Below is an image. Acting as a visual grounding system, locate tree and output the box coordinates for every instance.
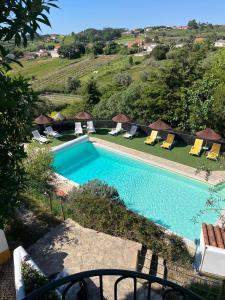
[187,76,219,132]
[128,56,134,65]
[0,0,57,227]
[58,42,85,59]
[187,19,199,30]
[66,77,81,93]
[104,42,120,55]
[151,45,170,60]
[114,72,132,87]
[82,79,101,109]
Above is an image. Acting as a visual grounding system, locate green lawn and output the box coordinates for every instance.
[93,129,225,171]
[35,129,224,171]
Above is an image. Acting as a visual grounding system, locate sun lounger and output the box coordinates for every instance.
[161,134,175,150]
[207,143,221,160]
[32,130,49,144]
[123,125,138,139]
[44,126,62,138]
[144,130,158,145]
[87,121,96,133]
[189,139,203,156]
[108,123,122,135]
[75,122,83,135]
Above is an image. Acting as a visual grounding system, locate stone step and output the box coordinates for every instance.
[141,249,152,274]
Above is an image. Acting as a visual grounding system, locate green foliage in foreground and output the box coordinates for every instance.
[66,180,192,265]
[22,262,56,299]
[23,144,55,194]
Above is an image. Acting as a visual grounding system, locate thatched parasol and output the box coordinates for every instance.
[74,112,93,120]
[149,119,172,131]
[34,114,53,125]
[112,114,130,123]
[196,128,221,141]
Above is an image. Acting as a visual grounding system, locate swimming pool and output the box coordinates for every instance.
[53,140,218,241]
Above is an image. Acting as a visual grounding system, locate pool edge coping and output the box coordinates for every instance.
[89,136,225,186]
[51,135,198,251]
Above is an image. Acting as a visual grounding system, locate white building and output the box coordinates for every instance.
[195,223,225,277]
[215,39,225,47]
[143,42,158,53]
[49,48,60,58]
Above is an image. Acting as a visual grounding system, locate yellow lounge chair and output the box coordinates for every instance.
[144,130,158,145]
[189,139,203,156]
[161,134,175,150]
[207,143,221,161]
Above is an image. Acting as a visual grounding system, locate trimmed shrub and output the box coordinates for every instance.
[67,180,192,265]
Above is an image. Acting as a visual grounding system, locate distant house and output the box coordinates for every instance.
[194,37,205,44]
[215,39,225,47]
[176,26,188,30]
[175,43,184,48]
[50,47,60,58]
[195,223,225,277]
[127,39,143,48]
[143,42,158,53]
[36,49,49,57]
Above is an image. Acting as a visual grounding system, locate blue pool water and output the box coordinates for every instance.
[53,141,219,241]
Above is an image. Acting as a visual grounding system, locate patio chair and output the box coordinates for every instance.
[75,122,83,135]
[144,130,158,145]
[108,123,122,135]
[44,126,62,138]
[32,130,49,144]
[123,125,138,139]
[207,143,221,161]
[161,134,175,150]
[189,139,203,156]
[87,121,96,133]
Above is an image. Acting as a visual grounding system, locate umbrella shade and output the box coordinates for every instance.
[75,112,93,120]
[112,114,130,123]
[149,119,172,131]
[53,113,65,121]
[196,128,221,141]
[34,114,53,125]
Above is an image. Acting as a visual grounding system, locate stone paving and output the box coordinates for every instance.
[28,219,162,299]
[89,137,225,185]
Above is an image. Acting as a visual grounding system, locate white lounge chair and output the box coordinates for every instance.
[32,130,49,144]
[75,122,83,135]
[44,126,62,138]
[87,121,96,133]
[123,125,138,139]
[108,123,122,135]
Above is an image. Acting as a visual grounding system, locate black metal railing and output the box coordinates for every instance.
[23,269,204,300]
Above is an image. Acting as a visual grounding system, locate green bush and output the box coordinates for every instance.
[23,144,55,194]
[22,262,56,299]
[67,180,192,265]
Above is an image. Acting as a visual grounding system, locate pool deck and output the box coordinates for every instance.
[89,137,225,185]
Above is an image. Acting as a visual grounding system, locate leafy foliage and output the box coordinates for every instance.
[23,144,55,194]
[114,72,132,87]
[0,72,37,227]
[67,180,192,264]
[82,79,101,109]
[66,77,81,93]
[0,0,56,227]
[22,262,57,298]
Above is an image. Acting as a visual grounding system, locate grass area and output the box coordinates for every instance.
[34,129,225,171]
[40,93,81,107]
[94,129,224,171]
[11,55,122,92]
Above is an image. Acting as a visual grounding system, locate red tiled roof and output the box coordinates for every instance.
[202,223,225,249]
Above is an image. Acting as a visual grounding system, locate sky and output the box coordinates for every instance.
[41,0,225,34]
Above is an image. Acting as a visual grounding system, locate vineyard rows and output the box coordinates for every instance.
[32,55,120,92]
